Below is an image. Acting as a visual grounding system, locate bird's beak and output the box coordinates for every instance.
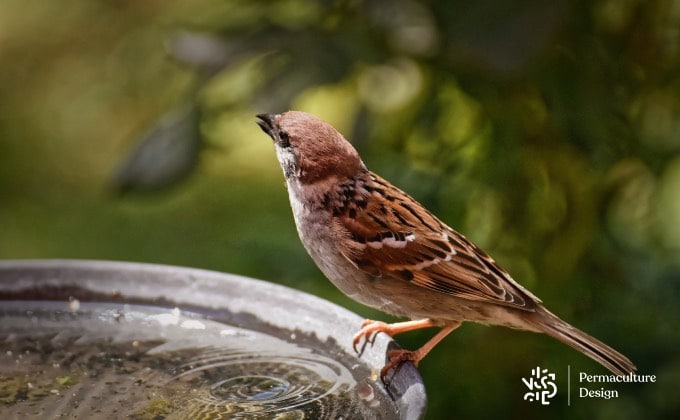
[256,114,277,138]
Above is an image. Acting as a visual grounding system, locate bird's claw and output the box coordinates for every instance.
[352,319,391,354]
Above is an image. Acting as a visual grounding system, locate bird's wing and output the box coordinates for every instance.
[335,172,540,311]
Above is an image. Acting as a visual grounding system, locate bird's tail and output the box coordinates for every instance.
[527,307,636,376]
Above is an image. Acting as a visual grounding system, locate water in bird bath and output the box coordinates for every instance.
[0,301,392,419]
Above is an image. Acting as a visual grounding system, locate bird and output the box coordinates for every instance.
[256,110,636,381]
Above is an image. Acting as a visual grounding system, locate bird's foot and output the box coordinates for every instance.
[380,349,421,383]
[352,320,392,354]
[352,318,436,354]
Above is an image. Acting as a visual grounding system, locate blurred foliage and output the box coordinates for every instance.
[1,0,679,418]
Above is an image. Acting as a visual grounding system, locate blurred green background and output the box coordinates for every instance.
[1,0,678,418]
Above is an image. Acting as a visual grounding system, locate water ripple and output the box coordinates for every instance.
[169,348,355,417]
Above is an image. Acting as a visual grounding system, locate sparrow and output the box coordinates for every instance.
[256,111,636,381]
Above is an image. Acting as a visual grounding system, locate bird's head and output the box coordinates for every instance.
[257,111,366,184]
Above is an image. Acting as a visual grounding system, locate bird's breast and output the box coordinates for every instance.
[286,184,394,309]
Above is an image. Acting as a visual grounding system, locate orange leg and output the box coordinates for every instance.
[353,319,436,353]
[381,322,461,381]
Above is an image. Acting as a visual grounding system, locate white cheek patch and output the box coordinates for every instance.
[275,146,297,178]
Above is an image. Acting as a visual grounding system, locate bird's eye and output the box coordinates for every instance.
[278,131,291,148]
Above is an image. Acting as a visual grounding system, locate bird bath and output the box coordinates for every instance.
[0,260,426,419]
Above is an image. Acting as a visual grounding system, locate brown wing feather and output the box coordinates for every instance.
[336,172,540,311]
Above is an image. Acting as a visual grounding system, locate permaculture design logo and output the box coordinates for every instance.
[522,365,657,406]
[522,366,557,405]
